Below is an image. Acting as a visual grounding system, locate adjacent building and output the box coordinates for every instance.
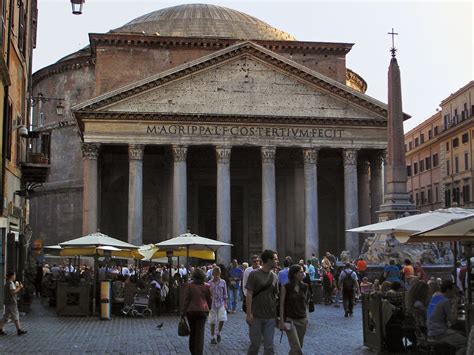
[405,81,474,210]
[0,0,40,305]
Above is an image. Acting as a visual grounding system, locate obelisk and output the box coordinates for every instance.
[377,29,418,221]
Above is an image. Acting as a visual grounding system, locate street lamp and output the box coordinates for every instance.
[31,93,65,116]
[71,0,85,15]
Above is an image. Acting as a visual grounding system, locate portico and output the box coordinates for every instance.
[74,41,389,264]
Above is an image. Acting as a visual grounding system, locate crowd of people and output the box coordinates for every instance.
[4,252,469,355]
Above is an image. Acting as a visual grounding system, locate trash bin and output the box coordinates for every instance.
[100,280,112,320]
[312,281,323,304]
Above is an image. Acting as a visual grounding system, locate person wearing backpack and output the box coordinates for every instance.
[338,263,360,317]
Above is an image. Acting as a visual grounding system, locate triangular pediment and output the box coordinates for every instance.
[73,41,390,123]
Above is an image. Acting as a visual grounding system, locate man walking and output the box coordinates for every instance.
[0,271,27,336]
[242,255,260,313]
[338,263,359,317]
[245,250,279,355]
[228,259,243,313]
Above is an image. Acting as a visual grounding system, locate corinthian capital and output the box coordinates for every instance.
[81,143,100,160]
[261,146,276,163]
[172,145,188,162]
[358,159,370,174]
[303,148,319,165]
[216,146,232,164]
[129,144,144,161]
[343,149,358,166]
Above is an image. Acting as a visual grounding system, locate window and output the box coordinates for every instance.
[433,154,439,167]
[447,160,450,175]
[445,188,451,207]
[428,129,432,139]
[425,156,431,170]
[463,103,468,120]
[452,138,459,148]
[415,192,419,206]
[434,126,439,136]
[407,165,412,177]
[420,133,425,144]
[455,156,459,173]
[444,114,451,129]
[5,102,12,161]
[419,160,425,172]
[409,141,413,150]
[463,184,471,203]
[420,191,425,204]
[414,162,418,175]
[462,133,469,144]
[415,138,419,147]
[427,189,432,204]
[435,185,439,203]
[454,109,459,124]
[465,152,469,170]
[453,187,461,205]
[446,142,450,151]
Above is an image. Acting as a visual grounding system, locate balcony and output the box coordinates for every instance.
[20,133,50,183]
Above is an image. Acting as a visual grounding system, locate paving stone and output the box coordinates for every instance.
[0,298,375,354]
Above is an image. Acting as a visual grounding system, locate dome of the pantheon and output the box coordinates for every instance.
[111,3,295,41]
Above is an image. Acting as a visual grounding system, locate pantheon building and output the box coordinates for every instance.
[31,4,389,264]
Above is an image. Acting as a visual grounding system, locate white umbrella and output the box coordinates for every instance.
[155,232,233,250]
[347,208,474,239]
[406,215,474,243]
[59,232,139,249]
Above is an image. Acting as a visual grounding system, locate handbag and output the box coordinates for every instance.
[308,297,315,313]
[178,316,190,336]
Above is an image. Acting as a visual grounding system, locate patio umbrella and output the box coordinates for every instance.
[347,208,474,240]
[59,232,139,314]
[405,215,474,243]
[59,232,139,250]
[155,232,232,262]
[138,244,215,261]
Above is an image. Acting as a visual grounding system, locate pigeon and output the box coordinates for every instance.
[156,322,164,329]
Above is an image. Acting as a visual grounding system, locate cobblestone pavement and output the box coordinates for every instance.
[0,298,374,354]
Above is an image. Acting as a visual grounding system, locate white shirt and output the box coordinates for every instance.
[242,266,260,296]
[179,267,188,277]
[121,267,130,276]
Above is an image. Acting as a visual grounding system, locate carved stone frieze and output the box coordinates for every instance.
[303,148,319,164]
[81,143,100,160]
[216,146,232,164]
[129,144,144,161]
[261,146,276,163]
[172,145,188,162]
[343,149,358,166]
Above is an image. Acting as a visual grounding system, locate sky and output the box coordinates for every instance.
[34,0,473,131]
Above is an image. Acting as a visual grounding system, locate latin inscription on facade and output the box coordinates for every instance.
[146,124,344,139]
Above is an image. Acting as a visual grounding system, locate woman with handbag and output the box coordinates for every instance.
[181,268,212,355]
[279,264,309,355]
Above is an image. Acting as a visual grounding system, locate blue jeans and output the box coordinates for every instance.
[228,286,239,311]
[247,317,276,355]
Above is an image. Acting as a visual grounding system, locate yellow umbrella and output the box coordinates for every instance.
[59,246,142,259]
[150,249,215,260]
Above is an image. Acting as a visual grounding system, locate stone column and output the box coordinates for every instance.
[370,151,384,223]
[358,159,371,227]
[261,146,277,251]
[303,148,319,260]
[216,146,232,265]
[81,143,100,236]
[344,149,359,259]
[172,145,188,237]
[128,144,144,246]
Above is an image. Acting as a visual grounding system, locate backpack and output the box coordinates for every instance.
[342,270,355,290]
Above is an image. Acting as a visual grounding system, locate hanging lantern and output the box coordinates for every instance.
[56,101,65,116]
[71,0,85,15]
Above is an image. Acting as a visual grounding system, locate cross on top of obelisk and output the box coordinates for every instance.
[388,28,398,57]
